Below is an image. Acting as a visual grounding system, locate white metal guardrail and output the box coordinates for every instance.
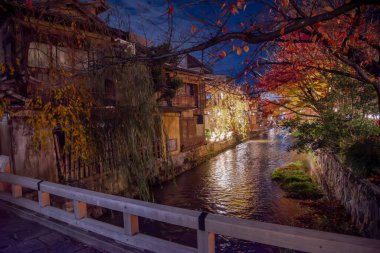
[0,172,379,253]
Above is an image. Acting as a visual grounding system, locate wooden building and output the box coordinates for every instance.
[158,54,212,154]
[0,0,137,181]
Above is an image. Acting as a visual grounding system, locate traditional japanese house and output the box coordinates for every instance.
[0,0,137,181]
[158,54,212,154]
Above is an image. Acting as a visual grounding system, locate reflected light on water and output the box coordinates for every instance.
[151,129,309,252]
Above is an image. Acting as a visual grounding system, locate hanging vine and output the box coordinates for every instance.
[89,63,164,200]
[207,90,249,141]
[26,61,166,200]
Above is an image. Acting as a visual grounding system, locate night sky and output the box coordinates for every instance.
[103,0,268,83]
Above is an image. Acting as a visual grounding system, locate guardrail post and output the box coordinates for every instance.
[0,178,10,192]
[73,200,87,219]
[38,191,50,207]
[197,230,215,253]
[0,156,11,192]
[0,182,6,192]
[123,212,139,236]
[11,184,22,198]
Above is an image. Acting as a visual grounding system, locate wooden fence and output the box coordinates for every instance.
[0,172,379,253]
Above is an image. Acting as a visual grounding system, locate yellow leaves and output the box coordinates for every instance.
[0,99,8,118]
[9,67,15,76]
[233,45,249,55]
[27,83,93,160]
[281,0,289,7]
[191,25,197,34]
[236,47,242,55]
[323,6,334,12]
[0,63,5,74]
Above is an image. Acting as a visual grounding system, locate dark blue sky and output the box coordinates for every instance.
[103,0,268,83]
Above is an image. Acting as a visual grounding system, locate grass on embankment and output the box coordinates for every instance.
[272,161,323,200]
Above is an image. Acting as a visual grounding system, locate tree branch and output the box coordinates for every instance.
[149,0,375,60]
[264,99,320,118]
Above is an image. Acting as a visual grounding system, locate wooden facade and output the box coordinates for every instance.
[159,54,211,153]
[0,0,136,105]
[0,1,140,182]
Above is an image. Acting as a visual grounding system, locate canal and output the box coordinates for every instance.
[139,129,310,252]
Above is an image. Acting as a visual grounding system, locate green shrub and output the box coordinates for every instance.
[283,76,380,179]
[345,137,380,177]
[272,161,323,199]
[205,128,211,140]
[283,181,323,199]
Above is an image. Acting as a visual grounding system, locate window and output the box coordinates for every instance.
[197,115,204,124]
[0,39,4,64]
[105,79,115,94]
[166,139,177,152]
[56,46,71,69]
[74,49,89,70]
[181,84,195,96]
[28,42,50,68]
[188,84,195,96]
[28,42,88,70]
[104,79,116,105]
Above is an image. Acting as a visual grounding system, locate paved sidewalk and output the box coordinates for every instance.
[0,207,103,253]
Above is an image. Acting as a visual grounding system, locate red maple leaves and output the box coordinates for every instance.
[167,5,174,15]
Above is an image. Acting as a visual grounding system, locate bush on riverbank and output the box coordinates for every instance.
[272,161,323,199]
[345,137,380,178]
[297,200,359,236]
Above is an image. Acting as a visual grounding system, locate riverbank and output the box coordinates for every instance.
[311,151,380,238]
[271,160,359,236]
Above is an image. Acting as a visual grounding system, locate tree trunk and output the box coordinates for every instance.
[375,84,380,125]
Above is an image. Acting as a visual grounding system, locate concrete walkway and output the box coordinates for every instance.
[0,206,103,253]
[0,201,145,253]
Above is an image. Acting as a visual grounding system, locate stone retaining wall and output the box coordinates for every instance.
[312,152,380,238]
[153,136,240,184]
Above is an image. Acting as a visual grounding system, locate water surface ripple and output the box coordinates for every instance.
[147,129,308,252]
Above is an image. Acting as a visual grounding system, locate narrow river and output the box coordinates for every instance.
[139,129,310,252]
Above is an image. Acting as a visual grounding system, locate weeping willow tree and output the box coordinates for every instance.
[89,62,164,200]
[27,60,166,200]
[207,89,250,141]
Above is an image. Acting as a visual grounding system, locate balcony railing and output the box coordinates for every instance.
[171,95,196,107]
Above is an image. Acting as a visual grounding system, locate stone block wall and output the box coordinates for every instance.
[312,152,380,238]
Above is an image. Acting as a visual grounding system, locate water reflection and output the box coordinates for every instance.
[149,129,308,252]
